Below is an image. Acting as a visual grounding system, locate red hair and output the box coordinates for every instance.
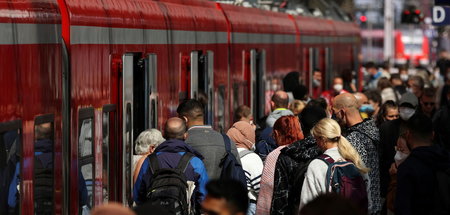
[273,115,304,146]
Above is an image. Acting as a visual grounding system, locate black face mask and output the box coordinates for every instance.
[332,110,346,128]
[331,113,338,121]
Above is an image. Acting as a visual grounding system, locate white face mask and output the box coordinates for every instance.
[400,74,409,82]
[313,79,321,87]
[399,107,415,121]
[394,150,409,166]
[333,84,343,92]
[272,84,278,91]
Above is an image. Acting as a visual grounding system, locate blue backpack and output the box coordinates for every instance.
[254,127,277,161]
[318,154,368,213]
[219,134,247,187]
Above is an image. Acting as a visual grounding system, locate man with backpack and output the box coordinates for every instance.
[177,99,242,180]
[395,113,450,215]
[133,117,208,214]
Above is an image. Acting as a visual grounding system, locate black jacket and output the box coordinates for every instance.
[395,145,450,215]
[271,136,321,215]
[379,119,402,198]
[345,119,381,214]
[433,106,450,152]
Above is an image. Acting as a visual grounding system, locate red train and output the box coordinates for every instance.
[0,0,360,214]
[394,29,429,66]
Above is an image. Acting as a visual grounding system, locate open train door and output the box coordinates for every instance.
[249,49,266,122]
[184,50,215,126]
[120,53,158,206]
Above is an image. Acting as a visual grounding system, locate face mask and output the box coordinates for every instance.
[333,84,343,92]
[331,113,338,121]
[313,79,321,87]
[401,74,409,81]
[394,150,409,166]
[399,107,415,121]
[332,111,346,127]
[359,104,375,113]
[406,87,413,93]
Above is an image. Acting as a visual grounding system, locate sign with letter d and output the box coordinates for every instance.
[433,6,450,26]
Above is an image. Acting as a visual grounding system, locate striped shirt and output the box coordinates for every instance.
[238,148,263,201]
[256,146,287,215]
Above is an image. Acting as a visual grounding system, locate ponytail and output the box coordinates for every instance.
[337,136,370,174]
[311,118,370,174]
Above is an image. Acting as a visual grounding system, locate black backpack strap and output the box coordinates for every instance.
[176,152,194,173]
[221,133,232,153]
[148,153,160,174]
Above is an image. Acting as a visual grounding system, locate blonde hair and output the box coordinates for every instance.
[311,118,369,173]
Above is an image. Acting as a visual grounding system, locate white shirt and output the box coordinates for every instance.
[238,148,264,201]
[299,147,343,208]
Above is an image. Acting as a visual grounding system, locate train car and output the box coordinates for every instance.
[394,29,429,66]
[0,0,360,214]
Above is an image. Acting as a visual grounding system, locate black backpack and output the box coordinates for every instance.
[219,134,247,187]
[146,152,194,215]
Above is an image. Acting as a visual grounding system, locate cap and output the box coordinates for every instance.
[399,92,418,107]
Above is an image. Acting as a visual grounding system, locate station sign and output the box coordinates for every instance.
[433,6,450,26]
[435,0,450,6]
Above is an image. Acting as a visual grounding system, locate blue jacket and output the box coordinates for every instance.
[133,139,209,208]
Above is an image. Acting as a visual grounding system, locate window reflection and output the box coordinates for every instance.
[102,112,109,203]
[34,122,54,214]
[125,104,132,206]
[79,118,93,214]
[0,128,20,215]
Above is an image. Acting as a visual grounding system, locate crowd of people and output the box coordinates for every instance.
[91,63,450,215]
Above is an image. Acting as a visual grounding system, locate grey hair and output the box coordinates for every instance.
[134,129,165,155]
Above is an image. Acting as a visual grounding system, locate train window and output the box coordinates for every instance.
[102,104,116,203]
[145,54,158,129]
[216,86,226,132]
[308,48,317,93]
[78,108,95,213]
[251,49,266,121]
[201,51,214,125]
[325,48,333,89]
[232,83,240,112]
[190,50,215,125]
[124,103,133,206]
[34,114,55,214]
[190,51,199,100]
[0,120,21,215]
